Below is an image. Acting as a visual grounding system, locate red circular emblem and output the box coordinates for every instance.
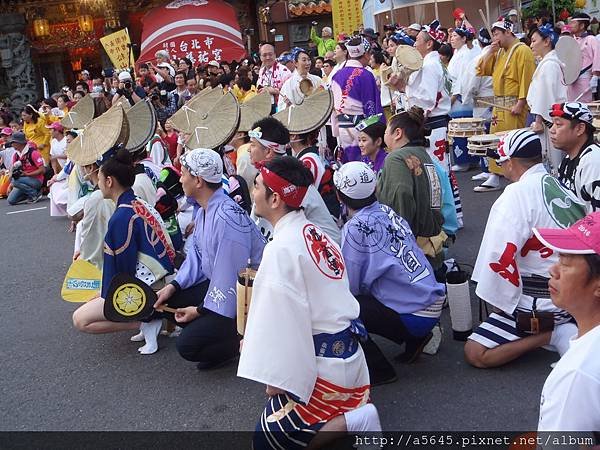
[302,224,345,280]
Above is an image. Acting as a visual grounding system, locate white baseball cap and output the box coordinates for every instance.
[408,23,422,31]
[207,60,220,68]
[180,148,223,184]
[118,71,132,81]
[333,161,376,200]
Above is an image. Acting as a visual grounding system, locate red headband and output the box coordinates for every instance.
[257,163,308,208]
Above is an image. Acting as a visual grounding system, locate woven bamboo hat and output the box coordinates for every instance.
[66,104,130,166]
[273,89,333,134]
[395,45,423,71]
[184,91,240,150]
[124,100,157,152]
[170,88,224,133]
[60,94,96,130]
[111,96,132,112]
[238,91,271,133]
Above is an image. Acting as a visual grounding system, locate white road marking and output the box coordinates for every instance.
[6,206,47,215]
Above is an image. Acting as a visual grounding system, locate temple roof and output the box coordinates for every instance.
[288,0,332,17]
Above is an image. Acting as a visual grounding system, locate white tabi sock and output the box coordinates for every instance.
[130,330,144,342]
[549,322,578,357]
[344,403,382,433]
[481,174,500,188]
[138,319,162,355]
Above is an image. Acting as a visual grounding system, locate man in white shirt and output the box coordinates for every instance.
[534,212,600,433]
[248,116,341,244]
[46,122,67,174]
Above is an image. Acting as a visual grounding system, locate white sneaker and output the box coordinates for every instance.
[471,172,490,181]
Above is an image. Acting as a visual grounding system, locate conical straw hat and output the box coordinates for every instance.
[273,89,333,134]
[60,94,96,130]
[395,45,423,71]
[66,105,130,166]
[170,88,224,133]
[184,91,240,150]
[111,96,132,112]
[124,100,157,152]
[238,91,272,132]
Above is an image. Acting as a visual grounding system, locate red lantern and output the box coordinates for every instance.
[559,8,570,21]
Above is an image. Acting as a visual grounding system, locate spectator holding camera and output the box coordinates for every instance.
[310,22,336,57]
[111,71,146,106]
[6,131,45,205]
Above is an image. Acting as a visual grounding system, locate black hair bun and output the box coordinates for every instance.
[114,147,133,165]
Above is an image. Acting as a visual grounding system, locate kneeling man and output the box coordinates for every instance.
[238,156,380,449]
[334,161,446,385]
[465,129,585,368]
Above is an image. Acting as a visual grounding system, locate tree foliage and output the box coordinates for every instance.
[522,0,576,20]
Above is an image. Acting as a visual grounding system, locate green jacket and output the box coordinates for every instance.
[310,27,336,57]
[376,144,444,239]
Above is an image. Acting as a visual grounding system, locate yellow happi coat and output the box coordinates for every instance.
[477,40,536,174]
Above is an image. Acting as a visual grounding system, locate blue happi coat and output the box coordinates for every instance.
[102,189,175,298]
[173,189,265,318]
[341,201,445,315]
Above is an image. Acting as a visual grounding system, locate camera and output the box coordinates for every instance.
[124,81,132,90]
[311,21,318,26]
[12,161,22,180]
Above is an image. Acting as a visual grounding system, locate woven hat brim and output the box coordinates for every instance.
[238,91,272,132]
[111,97,132,112]
[273,89,333,134]
[170,88,224,134]
[395,46,423,71]
[125,100,157,152]
[67,105,130,166]
[184,91,240,150]
[60,94,96,130]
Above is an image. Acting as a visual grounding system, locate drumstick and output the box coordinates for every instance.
[477,99,513,112]
[478,9,490,33]
[157,306,177,314]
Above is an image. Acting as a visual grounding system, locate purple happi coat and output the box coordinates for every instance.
[331,60,383,163]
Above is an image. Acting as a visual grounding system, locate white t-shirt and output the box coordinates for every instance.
[50,137,68,165]
[538,324,600,431]
[0,147,16,171]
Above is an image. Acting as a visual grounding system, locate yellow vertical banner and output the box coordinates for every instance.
[332,0,364,37]
[100,28,135,70]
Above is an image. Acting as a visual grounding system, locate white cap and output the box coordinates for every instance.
[333,161,376,200]
[408,23,422,31]
[207,60,220,68]
[180,148,223,184]
[508,9,518,16]
[157,62,176,77]
[118,71,132,81]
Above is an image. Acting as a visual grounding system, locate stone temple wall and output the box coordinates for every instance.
[0,14,38,116]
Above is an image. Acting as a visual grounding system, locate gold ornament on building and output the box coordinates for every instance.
[78,14,94,33]
[33,18,50,38]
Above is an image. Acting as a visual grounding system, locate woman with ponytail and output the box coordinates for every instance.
[377,106,454,277]
[72,147,174,355]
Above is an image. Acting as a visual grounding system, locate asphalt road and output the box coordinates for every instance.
[0,171,556,433]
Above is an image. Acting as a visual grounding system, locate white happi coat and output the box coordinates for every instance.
[404,51,451,171]
[448,44,481,102]
[463,46,494,121]
[473,164,586,315]
[526,50,568,175]
[278,70,323,111]
[238,210,369,404]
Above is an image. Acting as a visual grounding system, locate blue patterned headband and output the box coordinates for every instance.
[537,23,559,47]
